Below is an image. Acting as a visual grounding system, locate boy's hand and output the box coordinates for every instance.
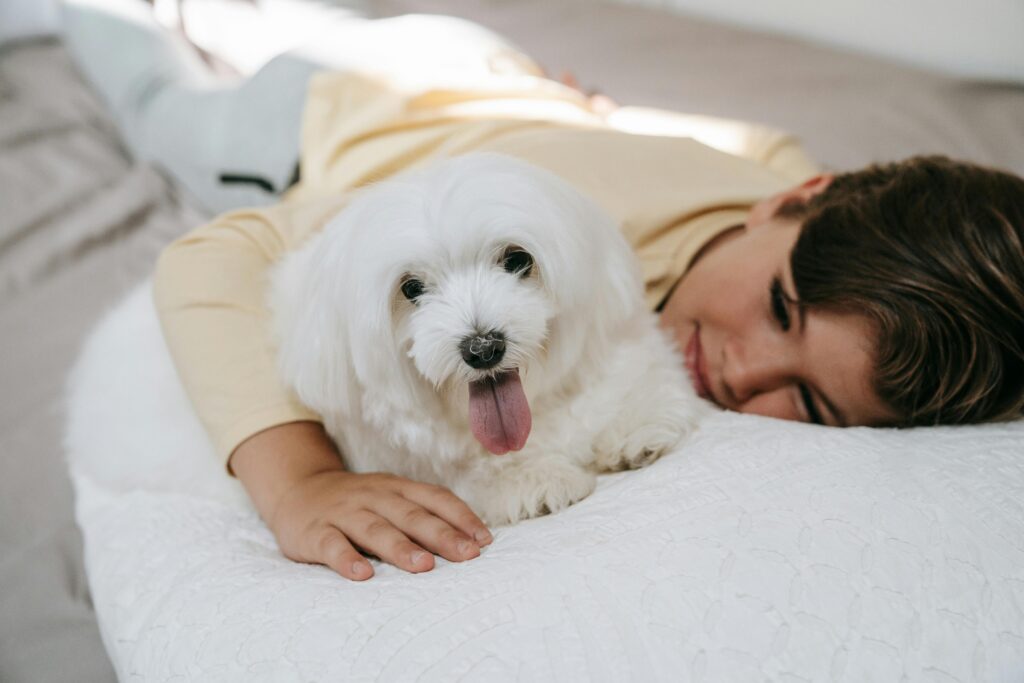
[267,469,493,581]
[228,421,491,581]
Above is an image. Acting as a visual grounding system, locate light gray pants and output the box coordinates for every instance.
[60,1,527,214]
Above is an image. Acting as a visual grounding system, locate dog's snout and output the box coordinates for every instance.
[460,331,506,369]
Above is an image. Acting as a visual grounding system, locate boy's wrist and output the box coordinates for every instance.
[229,420,346,523]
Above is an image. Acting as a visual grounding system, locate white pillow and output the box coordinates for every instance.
[66,283,1024,681]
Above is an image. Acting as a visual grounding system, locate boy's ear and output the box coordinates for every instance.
[798,173,835,197]
[747,173,835,230]
[779,173,835,206]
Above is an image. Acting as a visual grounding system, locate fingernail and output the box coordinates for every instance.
[457,540,473,556]
[474,529,492,545]
[411,550,427,565]
[351,561,366,576]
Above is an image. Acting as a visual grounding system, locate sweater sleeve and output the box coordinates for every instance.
[152,196,348,476]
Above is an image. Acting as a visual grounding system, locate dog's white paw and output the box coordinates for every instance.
[468,458,597,526]
[590,416,696,473]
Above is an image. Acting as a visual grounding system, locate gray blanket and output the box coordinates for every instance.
[1,1,1022,680]
[0,40,206,683]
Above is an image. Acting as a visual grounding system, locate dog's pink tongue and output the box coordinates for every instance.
[468,370,531,454]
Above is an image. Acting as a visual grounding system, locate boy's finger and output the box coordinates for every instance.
[401,483,493,547]
[375,495,480,563]
[342,511,435,574]
[313,525,374,581]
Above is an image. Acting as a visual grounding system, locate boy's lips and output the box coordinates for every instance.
[684,324,713,401]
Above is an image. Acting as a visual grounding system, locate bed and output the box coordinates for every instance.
[1,1,1022,680]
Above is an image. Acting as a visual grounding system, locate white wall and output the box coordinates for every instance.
[612,0,1024,83]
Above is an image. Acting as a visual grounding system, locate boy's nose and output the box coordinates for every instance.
[721,336,796,405]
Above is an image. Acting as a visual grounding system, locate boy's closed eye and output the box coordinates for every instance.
[769,275,826,425]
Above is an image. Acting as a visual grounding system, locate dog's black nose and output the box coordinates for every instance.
[460,331,506,369]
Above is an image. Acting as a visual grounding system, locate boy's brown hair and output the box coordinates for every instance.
[783,155,1024,426]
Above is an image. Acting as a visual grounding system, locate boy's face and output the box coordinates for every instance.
[659,177,899,427]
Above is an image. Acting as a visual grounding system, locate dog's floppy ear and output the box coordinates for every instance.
[269,228,360,418]
[270,195,425,424]
[345,262,429,419]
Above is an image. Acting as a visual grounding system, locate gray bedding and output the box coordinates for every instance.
[0,40,207,683]
[1,1,1021,680]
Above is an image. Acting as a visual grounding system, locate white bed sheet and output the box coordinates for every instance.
[65,286,1024,682]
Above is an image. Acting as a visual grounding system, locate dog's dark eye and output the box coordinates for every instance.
[400,278,425,303]
[502,248,533,277]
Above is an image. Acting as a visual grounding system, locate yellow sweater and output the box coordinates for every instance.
[153,67,819,475]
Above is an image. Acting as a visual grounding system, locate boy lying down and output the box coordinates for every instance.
[61,0,1024,580]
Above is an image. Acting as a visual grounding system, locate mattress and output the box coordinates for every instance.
[67,285,1024,681]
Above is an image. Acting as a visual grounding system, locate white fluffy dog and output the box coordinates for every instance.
[66,153,708,526]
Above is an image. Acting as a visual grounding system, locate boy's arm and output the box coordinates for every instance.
[152,202,332,476]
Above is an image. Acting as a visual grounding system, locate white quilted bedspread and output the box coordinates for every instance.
[67,291,1024,682]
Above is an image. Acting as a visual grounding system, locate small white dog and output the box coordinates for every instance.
[269,153,709,523]
[66,153,709,526]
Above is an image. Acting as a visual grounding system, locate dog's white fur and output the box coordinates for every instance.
[66,153,709,526]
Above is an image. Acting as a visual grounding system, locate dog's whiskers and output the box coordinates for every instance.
[512,344,541,370]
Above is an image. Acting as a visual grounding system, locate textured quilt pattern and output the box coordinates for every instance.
[69,367,1024,681]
